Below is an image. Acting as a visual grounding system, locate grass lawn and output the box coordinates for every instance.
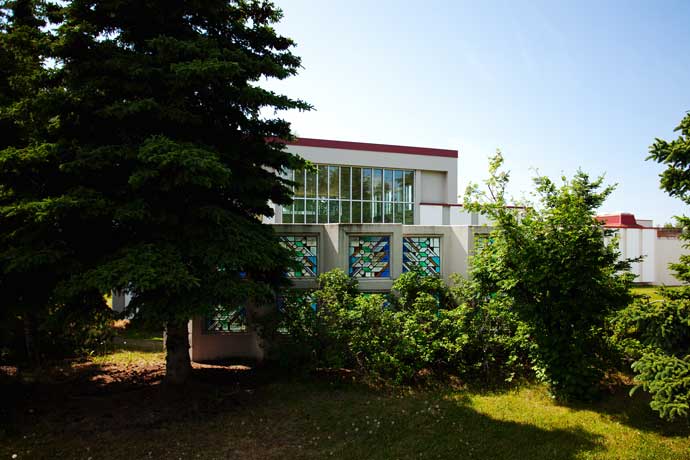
[630,285,684,301]
[1,350,689,460]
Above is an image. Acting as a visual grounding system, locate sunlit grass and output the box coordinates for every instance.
[90,348,165,366]
[630,285,683,301]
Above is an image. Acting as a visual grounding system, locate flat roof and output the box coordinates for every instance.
[286,137,458,159]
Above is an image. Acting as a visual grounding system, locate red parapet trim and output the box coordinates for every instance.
[420,202,528,210]
[285,137,458,158]
[420,202,464,207]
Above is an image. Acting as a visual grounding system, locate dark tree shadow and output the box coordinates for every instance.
[562,383,690,438]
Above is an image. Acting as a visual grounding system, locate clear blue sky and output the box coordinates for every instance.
[266,0,690,225]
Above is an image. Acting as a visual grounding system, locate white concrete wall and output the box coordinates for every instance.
[189,316,264,362]
[420,170,446,203]
[420,205,444,225]
[655,236,687,285]
[613,227,689,285]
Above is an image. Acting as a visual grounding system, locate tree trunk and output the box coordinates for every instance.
[245,297,268,364]
[23,314,37,364]
[165,319,191,384]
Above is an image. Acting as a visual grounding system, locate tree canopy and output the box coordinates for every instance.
[464,152,633,401]
[0,0,310,382]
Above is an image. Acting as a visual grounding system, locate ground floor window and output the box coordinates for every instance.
[349,235,391,278]
[403,236,441,275]
[204,306,246,333]
[278,235,318,278]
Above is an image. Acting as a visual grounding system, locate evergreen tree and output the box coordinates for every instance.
[625,112,690,420]
[1,0,310,382]
[0,0,92,362]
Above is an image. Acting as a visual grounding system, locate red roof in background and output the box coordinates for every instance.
[285,137,458,158]
[597,213,644,228]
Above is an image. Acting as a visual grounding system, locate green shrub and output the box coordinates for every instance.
[266,269,531,385]
[612,287,690,420]
[464,153,634,401]
[631,353,690,421]
[449,274,532,384]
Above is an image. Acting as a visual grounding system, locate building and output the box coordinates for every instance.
[189,138,491,362]
[597,213,688,285]
[153,140,690,362]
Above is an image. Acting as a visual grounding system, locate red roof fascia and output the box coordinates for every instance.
[597,213,643,228]
[285,137,458,158]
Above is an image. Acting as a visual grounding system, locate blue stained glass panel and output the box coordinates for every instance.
[403,236,441,276]
[349,236,391,278]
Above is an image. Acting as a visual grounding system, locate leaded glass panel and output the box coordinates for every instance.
[205,306,246,333]
[403,236,441,276]
[279,235,318,277]
[349,235,391,278]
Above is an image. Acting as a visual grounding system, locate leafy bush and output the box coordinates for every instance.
[265,269,531,385]
[0,291,115,364]
[449,275,532,384]
[464,153,634,401]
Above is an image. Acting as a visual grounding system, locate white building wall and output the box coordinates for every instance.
[613,227,688,285]
[420,170,447,203]
[419,205,443,225]
[655,237,687,285]
[641,229,657,282]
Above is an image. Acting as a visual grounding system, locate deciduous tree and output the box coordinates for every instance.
[464,152,633,401]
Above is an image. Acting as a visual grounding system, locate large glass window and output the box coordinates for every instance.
[286,165,415,224]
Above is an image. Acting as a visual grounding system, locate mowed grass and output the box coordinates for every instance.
[2,351,689,460]
[630,285,684,301]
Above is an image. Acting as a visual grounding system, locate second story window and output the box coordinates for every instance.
[282,165,415,224]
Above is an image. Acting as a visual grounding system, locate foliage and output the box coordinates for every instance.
[628,111,690,419]
[0,0,111,362]
[612,287,690,421]
[0,1,310,380]
[630,352,690,421]
[449,274,532,383]
[611,288,690,361]
[266,269,530,384]
[464,152,633,401]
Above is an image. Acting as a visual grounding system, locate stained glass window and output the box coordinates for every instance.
[278,235,318,277]
[473,233,493,254]
[205,306,246,333]
[349,235,391,278]
[403,236,441,276]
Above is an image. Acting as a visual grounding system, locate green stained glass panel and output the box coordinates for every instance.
[279,235,318,278]
[403,236,441,276]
